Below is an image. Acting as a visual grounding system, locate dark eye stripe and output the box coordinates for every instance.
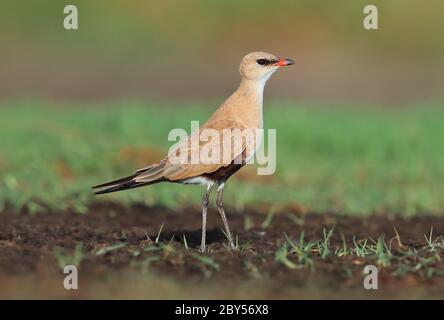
[256,59,278,66]
[256,59,268,65]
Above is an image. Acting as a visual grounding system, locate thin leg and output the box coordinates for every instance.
[201,183,213,252]
[216,183,235,249]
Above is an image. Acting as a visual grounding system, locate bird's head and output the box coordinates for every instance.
[239,51,294,82]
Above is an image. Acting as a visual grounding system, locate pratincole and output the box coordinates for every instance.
[93,52,294,251]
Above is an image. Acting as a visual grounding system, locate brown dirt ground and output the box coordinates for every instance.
[0,203,443,299]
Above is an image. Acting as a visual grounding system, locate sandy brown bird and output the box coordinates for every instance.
[93,52,294,251]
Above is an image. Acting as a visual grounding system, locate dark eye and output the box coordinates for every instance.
[256,59,268,66]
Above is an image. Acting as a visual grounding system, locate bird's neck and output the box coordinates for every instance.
[238,77,267,102]
[235,77,268,128]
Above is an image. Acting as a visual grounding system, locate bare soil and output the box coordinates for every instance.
[0,203,443,299]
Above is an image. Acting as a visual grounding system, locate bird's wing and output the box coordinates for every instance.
[134,119,257,182]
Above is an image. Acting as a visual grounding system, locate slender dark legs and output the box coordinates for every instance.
[216,183,235,249]
[200,183,213,252]
[200,182,235,252]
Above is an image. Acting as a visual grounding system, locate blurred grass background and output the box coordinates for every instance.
[0,1,443,215]
[1,101,443,215]
[0,0,443,103]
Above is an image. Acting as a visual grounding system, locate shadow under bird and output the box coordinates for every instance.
[92,52,294,252]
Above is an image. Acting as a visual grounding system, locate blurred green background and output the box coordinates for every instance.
[1,0,443,103]
[0,0,443,214]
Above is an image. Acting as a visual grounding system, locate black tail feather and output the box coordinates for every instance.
[93,177,167,195]
[93,162,166,195]
[92,174,138,189]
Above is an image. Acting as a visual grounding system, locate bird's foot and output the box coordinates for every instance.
[226,236,236,250]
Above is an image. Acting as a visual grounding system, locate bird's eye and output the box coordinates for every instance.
[256,59,268,66]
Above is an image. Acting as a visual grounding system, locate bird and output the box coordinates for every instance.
[92,52,294,252]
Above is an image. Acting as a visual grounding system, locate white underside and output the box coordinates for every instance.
[180,176,212,186]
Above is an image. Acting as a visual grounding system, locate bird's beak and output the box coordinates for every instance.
[273,58,295,67]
